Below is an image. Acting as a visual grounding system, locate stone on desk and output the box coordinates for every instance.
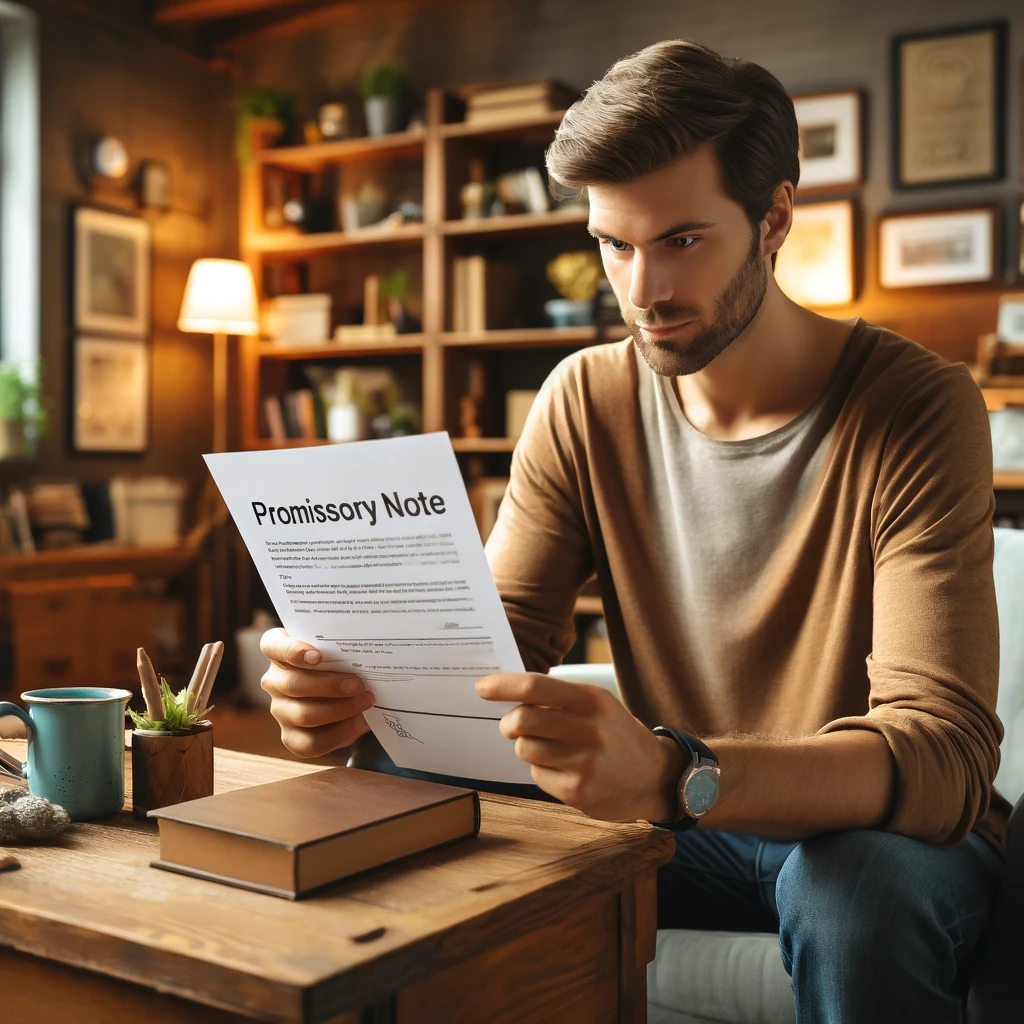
[0,852,20,871]
[0,790,71,842]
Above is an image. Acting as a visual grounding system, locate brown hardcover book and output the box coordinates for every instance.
[465,256,519,332]
[149,767,481,899]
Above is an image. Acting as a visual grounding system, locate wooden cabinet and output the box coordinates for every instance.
[5,575,155,694]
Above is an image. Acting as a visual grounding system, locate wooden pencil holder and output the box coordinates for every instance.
[131,721,214,820]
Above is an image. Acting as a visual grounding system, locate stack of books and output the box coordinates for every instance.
[263,389,321,442]
[460,78,576,125]
[451,256,519,333]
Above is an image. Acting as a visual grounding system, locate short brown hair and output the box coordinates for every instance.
[546,40,799,234]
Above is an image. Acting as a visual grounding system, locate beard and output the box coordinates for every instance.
[626,232,767,378]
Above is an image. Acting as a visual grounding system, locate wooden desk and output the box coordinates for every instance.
[0,741,673,1023]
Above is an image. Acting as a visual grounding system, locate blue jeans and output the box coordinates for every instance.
[657,828,1003,1023]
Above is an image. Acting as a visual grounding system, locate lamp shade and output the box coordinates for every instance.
[177,258,259,335]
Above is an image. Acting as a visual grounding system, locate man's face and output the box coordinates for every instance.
[588,146,767,378]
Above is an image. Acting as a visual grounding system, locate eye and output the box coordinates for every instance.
[670,236,697,249]
[601,238,632,253]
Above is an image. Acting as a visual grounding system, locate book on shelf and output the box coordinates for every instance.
[263,395,287,441]
[460,77,576,120]
[264,390,319,441]
[149,766,481,899]
[451,256,519,333]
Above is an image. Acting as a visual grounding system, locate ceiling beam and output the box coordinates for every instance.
[153,0,304,26]
[210,0,464,49]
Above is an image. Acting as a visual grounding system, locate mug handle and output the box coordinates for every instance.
[0,702,33,779]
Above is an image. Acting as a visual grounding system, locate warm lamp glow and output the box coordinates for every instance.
[177,258,259,335]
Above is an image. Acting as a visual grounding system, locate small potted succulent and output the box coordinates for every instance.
[360,63,415,137]
[0,363,47,459]
[236,88,296,170]
[130,645,219,818]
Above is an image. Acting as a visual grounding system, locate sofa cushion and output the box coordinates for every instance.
[993,527,1024,804]
[648,930,794,1024]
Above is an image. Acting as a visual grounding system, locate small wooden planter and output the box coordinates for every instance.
[131,722,214,820]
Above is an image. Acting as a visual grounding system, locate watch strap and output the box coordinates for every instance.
[652,725,718,766]
[651,725,719,829]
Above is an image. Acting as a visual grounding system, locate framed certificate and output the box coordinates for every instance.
[878,206,998,290]
[892,22,1006,188]
[792,90,864,192]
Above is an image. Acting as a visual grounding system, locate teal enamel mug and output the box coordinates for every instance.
[0,688,132,820]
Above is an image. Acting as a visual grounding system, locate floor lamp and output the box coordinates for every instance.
[177,258,259,650]
[177,258,259,454]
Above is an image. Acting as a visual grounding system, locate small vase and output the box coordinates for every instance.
[364,96,404,137]
[0,420,24,459]
[131,721,214,819]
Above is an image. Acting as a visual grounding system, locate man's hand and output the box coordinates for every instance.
[475,673,684,822]
[260,627,374,758]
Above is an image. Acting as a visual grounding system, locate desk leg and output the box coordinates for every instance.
[618,869,658,1023]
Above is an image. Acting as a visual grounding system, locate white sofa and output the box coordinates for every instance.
[556,526,1024,1024]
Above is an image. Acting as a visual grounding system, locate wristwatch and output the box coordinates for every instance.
[652,725,721,829]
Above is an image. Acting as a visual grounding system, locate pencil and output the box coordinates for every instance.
[185,643,214,714]
[136,648,164,722]
[194,641,225,715]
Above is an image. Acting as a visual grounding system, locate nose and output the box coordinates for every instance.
[627,250,674,311]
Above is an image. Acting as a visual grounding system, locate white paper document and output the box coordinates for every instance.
[204,434,532,783]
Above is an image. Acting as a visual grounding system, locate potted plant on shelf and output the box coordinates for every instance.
[360,63,415,137]
[0,363,47,459]
[235,87,296,170]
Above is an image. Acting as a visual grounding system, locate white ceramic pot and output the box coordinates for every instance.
[364,96,404,137]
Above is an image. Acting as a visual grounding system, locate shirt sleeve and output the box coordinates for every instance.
[818,363,1002,845]
[484,357,595,672]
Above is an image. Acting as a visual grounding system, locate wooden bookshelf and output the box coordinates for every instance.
[248,224,424,257]
[257,336,425,359]
[442,209,589,238]
[994,471,1024,490]
[451,437,518,454]
[239,93,595,453]
[441,327,599,349]
[257,128,426,171]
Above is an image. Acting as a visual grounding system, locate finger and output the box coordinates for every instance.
[262,663,366,699]
[280,715,371,759]
[475,673,601,712]
[513,735,582,770]
[499,705,598,745]
[260,627,323,669]
[270,691,375,731]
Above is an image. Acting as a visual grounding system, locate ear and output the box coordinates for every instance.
[760,182,795,260]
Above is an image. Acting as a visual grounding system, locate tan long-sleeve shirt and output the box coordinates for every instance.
[486,320,1008,855]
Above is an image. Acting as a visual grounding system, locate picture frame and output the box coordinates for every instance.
[468,477,508,543]
[878,206,998,290]
[792,89,864,192]
[892,21,1006,189]
[997,293,1024,344]
[774,199,855,308]
[74,206,152,337]
[73,336,150,453]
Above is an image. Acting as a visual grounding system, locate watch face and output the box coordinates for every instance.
[683,766,721,817]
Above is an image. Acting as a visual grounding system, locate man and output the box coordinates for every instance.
[260,41,1006,1021]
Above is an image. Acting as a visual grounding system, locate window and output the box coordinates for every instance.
[0,2,39,374]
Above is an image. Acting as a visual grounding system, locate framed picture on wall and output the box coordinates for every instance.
[774,199,855,308]
[73,336,149,453]
[878,206,998,290]
[74,207,152,337]
[792,90,864,192]
[892,21,1006,188]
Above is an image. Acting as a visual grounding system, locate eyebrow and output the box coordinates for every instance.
[587,220,716,244]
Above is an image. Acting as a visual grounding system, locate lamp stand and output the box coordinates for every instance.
[212,330,228,454]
